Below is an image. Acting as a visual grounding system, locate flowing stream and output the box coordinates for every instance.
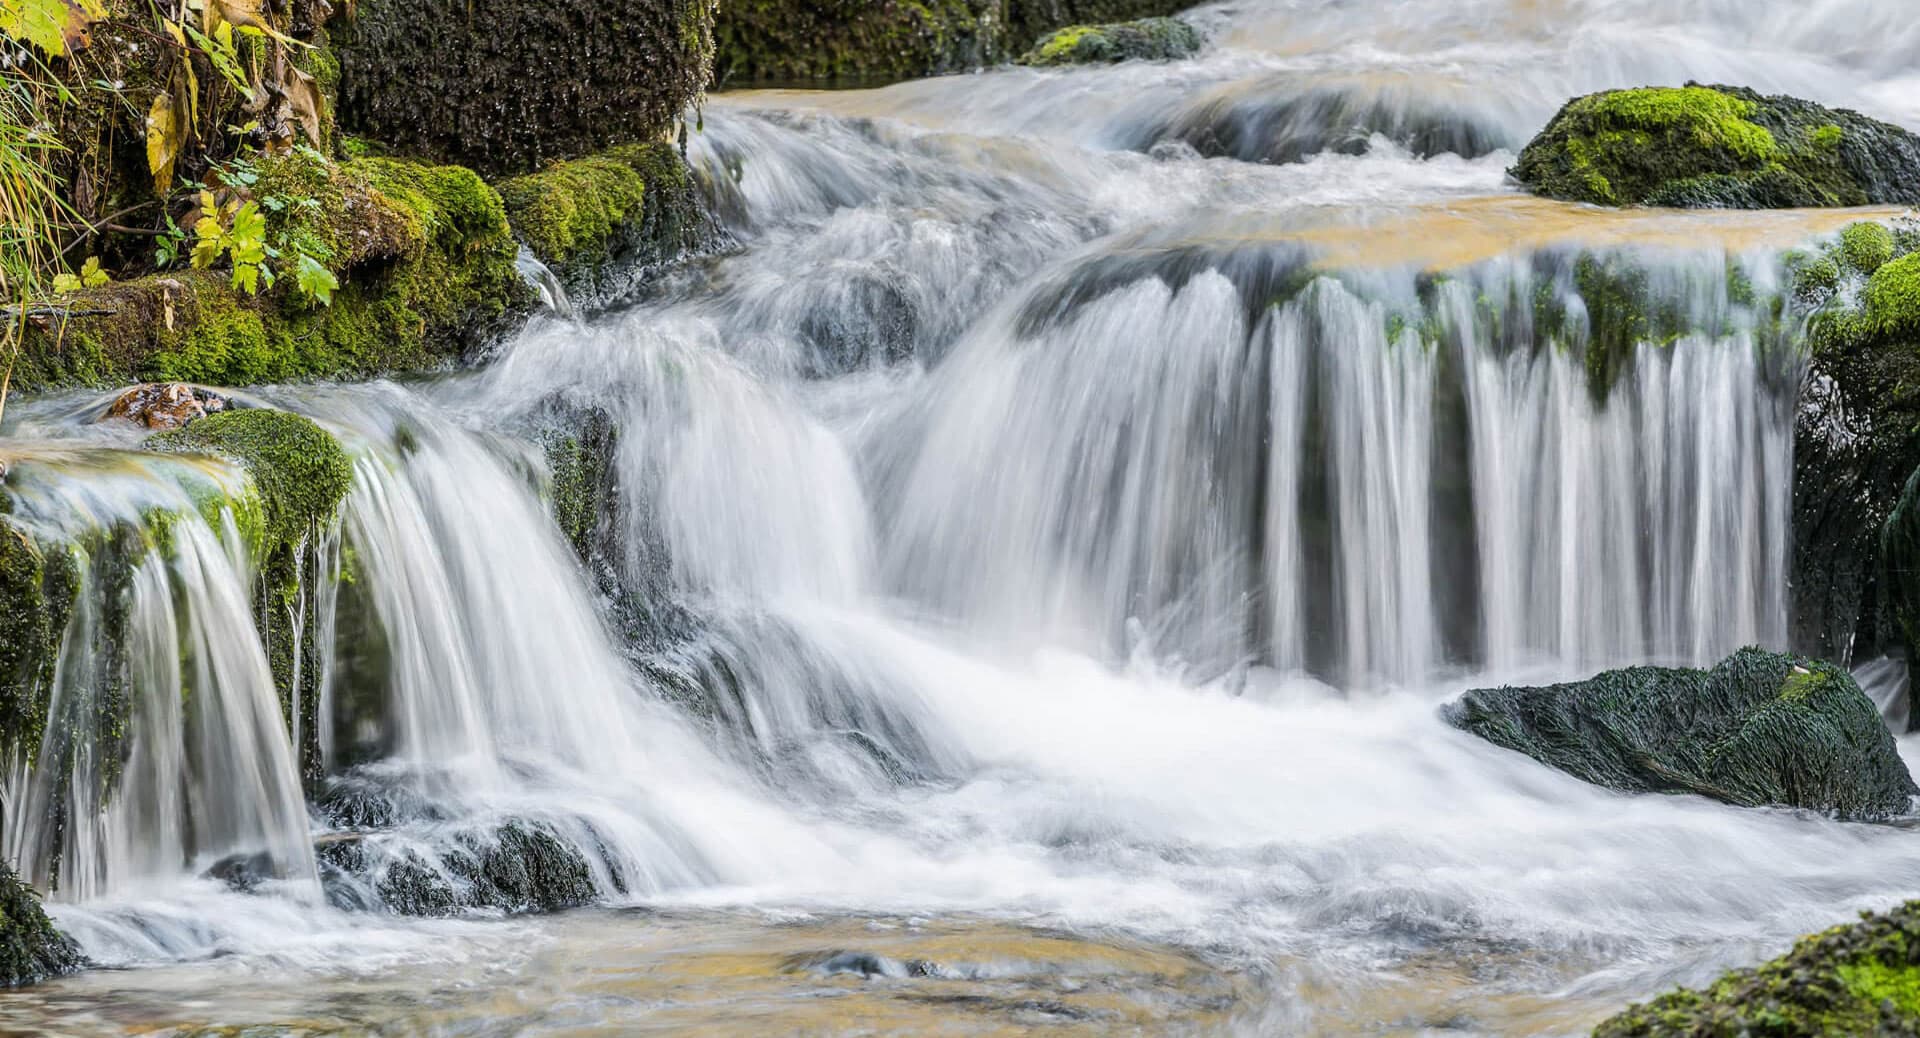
[4,0,1920,1034]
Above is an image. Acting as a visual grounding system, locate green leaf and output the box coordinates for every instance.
[294,252,337,306]
[51,271,82,294]
[80,255,109,288]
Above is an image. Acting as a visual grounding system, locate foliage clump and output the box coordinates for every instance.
[1512,84,1920,208]
[1018,16,1200,66]
[1595,900,1920,1037]
[0,863,82,988]
[1443,646,1917,819]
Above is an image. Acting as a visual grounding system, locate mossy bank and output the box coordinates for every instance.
[1513,84,1920,208]
[0,865,82,988]
[1595,900,1920,1037]
[1018,16,1200,66]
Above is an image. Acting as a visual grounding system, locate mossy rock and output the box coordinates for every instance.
[1018,17,1199,66]
[1512,84,1920,208]
[711,0,1194,85]
[1789,220,1920,714]
[1595,900,1920,1037]
[332,0,713,177]
[0,519,79,766]
[0,864,83,988]
[146,409,352,557]
[497,142,707,308]
[9,152,530,394]
[1443,647,1917,819]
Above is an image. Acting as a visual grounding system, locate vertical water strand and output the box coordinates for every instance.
[1262,306,1309,673]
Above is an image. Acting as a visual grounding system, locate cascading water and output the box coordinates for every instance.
[5,0,1920,1034]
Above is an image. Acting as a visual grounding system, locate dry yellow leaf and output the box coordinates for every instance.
[145,91,180,195]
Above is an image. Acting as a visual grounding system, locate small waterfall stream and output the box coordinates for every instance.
[4,0,1919,1033]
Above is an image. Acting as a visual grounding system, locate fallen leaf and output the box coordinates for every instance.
[281,64,325,146]
[145,91,180,195]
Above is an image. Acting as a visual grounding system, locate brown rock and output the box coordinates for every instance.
[104,383,229,430]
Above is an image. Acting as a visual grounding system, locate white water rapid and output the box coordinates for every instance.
[3,0,1919,1034]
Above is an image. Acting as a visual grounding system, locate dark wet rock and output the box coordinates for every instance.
[0,864,83,988]
[786,950,943,979]
[1018,17,1200,66]
[1594,900,1920,1037]
[1443,647,1917,820]
[1128,81,1510,165]
[318,818,600,916]
[1513,84,1920,208]
[104,383,230,431]
[332,0,714,177]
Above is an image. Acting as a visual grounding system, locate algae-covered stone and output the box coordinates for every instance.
[0,864,82,988]
[333,0,714,176]
[1443,647,1917,819]
[1512,84,1920,208]
[0,519,78,766]
[1594,900,1920,1037]
[1018,17,1199,66]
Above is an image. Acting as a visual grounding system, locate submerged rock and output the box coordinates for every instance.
[103,383,230,431]
[0,865,82,988]
[1512,84,1920,208]
[317,818,600,916]
[1594,900,1920,1037]
[1018,16,1200,66]
[1443,648,1917,819]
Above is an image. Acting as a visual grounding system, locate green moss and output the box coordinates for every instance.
[1513,84,1920,209]
[1841,222,1897,276]
[9,153,533,394]
[0,864,83,987]
[1863,253,1920,337]
[146,409,351,557]
[498,153,652,269]
[0,521,79,765]
[1595,901,1920,1037]
[1019,17,1200,66]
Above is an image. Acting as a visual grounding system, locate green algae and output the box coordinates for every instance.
[1595,901,1920,1037]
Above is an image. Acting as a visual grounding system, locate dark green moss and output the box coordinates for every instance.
[1018,16,1200,66]
[712,0,1193,85]
[0,520,79,765]
[0,864,83,988]
[1595,900,1920,1037]
[1513,84,1920,209]
[1443,647,1918,819]
[332,0,713,177]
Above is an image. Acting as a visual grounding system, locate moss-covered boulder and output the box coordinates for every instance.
[712,0,1194,85]
[332,0,714,177]
[0,865,82,988]
[1788,221,1920,728]
[12,152,530,394]
[497,142,708,309]
[1512,84,1920,208]
[1443,647,1917,819]
[1595,900,1920,1037]
[1018,17,1199,66]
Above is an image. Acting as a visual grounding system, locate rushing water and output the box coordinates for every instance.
[4,0,1920,1034]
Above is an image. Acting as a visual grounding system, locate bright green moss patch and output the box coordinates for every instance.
[499,155,651,270]
[1513,84,1920,209]
[1863,253,1920,337]
[1841,222,1897,276]
[1595,901,1920,1037]
[1018,16,1200,66]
